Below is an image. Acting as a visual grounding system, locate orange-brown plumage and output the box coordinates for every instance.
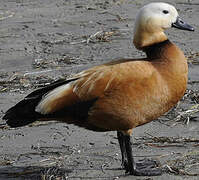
[3,2,194,176]
[31,40,187,135]
[94,41,185,132]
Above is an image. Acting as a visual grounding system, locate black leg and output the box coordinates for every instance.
[117,131,128,169]
[118,132,162,176]
[123,134,136,174]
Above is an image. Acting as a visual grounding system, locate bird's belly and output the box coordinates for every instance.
[87,81,186,131]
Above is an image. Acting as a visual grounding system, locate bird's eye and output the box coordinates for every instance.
[163,10,169,14]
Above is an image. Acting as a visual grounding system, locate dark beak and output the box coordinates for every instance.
[172,17,194,31]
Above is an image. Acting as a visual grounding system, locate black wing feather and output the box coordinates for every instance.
[3,78,77,127]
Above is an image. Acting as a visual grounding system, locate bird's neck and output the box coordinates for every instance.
[142,39,172,60]
[133,30,168,50]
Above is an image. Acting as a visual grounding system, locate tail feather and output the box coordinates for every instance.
[3,78,77,128]
[3,97,42,127]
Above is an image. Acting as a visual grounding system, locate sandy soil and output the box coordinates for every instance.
[0,0,199,179]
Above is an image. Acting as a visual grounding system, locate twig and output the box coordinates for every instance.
[177,2,199,5]
[70,31,103,45]
[24,70,54,76]
[165,164,199,176]
[86,31,103,44]
[0,12,15,21]
[175,104,199,124]
[186,162,199,169]
[145,143,185,148]
[165,164,176,173]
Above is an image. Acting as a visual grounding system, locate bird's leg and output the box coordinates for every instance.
[118,132,162,176]
[117,131,128,169]
[124,134,162,176]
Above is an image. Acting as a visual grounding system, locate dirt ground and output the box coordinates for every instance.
[0,0,199,179]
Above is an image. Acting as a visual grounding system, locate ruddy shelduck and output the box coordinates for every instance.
[3,2,194,176]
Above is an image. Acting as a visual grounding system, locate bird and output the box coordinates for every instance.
[3,2,194,176]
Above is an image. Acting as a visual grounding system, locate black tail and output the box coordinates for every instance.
[3,78,77,128]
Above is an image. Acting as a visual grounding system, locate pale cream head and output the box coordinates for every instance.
[133,2,179,49]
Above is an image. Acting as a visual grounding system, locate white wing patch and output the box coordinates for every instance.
[35,83,72,114]
[73,70,106,95]
[35,66,116,114]
[73,67,116,96]
[104,74,115,91]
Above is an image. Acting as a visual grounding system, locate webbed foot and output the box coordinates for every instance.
[128,159,162,176]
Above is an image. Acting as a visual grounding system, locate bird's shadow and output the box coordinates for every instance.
[0,165,72,180]
[0,165,129,180]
